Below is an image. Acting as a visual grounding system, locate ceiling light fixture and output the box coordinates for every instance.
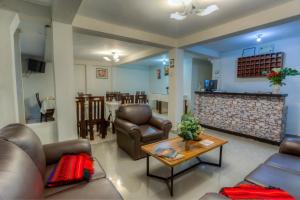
[103,57,111,61]
[169,0,219,21]
[256,34,263,42]
[103,52,121,63]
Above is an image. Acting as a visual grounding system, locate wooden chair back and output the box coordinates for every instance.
[87,96,105,122]
[35,93,42,108]
[135,94,148,104]
[87,96,107,139]
[75,97,86,138]
[121,95,134,104]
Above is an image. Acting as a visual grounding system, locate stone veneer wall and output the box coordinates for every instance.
[195,93,287,142]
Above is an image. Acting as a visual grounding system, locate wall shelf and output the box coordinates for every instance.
[237,52,284,78]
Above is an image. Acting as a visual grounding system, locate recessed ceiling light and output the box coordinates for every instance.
[170,12,187,20]
[256,34,263,42]
[168,0,182,6]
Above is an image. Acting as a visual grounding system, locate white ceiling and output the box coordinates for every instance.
[19,18,48,57]
[23,0,52,7]
[73,33,161,64]
[196,19,300,53]
[78,0,290,38]
[120,53,169,69]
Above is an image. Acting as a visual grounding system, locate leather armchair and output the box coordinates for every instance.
[279,137,300,157]
[114,104,172,160]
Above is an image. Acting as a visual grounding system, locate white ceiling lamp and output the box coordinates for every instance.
[256,34,263,42]
[103,52,121,62]
[169,0,219,21]
[103,56,111,61]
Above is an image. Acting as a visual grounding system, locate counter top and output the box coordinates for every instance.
[195,91,288,97]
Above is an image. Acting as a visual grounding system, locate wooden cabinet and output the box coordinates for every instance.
[237,52,284,78]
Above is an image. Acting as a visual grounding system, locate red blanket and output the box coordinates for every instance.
[47,153,94,187]
[220,184,295,200]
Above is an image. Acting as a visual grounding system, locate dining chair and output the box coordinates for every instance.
[121,95,134,104]
[87,96,109,139]
[75,97,87,138]
[36,93,55,122]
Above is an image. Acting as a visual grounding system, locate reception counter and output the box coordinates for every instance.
[194,91,288,144]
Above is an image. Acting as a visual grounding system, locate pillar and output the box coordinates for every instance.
[168,48,185,126]
[52,21,77,141]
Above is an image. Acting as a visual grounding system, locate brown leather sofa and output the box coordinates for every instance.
[199,137,300,199]
[114,104,172,160]
[0,123,123,199]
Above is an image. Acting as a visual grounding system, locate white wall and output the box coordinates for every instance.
[88,65,112,95]
[28,121,58,144]
[74,64,86,94]
[191,59,212,111]
[113,66,149,94]
[22,58,55,121]
[74,61,150,95]
[149,65,169,94]
[14,31,26,124]
[212,36,300,135]
[0,9,20,128]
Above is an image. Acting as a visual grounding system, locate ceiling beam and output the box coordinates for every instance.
[72,15,177,48]
[52,0,82,24]
[187,46,220,58]
[116,48,167,66]
[178,1,300,48]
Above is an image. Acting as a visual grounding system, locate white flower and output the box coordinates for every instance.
[272,68,281,73]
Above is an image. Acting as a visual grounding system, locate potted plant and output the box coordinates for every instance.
[264,68,299,94]
[177,112,204,150]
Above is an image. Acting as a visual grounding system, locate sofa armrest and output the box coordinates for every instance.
[199,193,229,200]
[43,139,91,165]
[114,118,141,140]
[279,137,300,157]
[149,116,172,133]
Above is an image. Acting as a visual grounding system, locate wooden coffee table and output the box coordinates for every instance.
[141,133,228,196]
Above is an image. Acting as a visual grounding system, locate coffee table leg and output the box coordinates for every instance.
[170,167,174,196]
[218,146,223,167]
[146,154,150,176]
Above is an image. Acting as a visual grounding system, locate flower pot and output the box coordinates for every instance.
[185,141,193,151]
[272,84,281,94]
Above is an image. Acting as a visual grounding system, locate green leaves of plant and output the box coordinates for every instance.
[177,112,204,141]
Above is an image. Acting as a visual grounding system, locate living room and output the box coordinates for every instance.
[0,0,300,199]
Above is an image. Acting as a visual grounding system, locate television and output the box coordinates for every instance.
[28,59,46,73]
[204,80,218,92]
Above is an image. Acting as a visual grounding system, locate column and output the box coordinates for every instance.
[0,9,20,127]
[168,48,185,126]
[52,21,77,141]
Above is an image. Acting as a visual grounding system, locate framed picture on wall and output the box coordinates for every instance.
[169,59,174,68]
[156,69,161,79]
[164,67,169,76]
[96,68,108,79]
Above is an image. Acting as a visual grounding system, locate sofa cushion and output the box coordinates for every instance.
[0,123,46,177]
[245,164,300,199]
[140,125,164,143]
[45,178,123,199]
[264,153,300,174]
[0,140,44,199]
[44,157,106,197]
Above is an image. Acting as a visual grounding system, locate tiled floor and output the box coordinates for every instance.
[92,129,278,200]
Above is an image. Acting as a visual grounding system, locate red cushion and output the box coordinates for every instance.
[220,184,295,200]
[47,153,94,187]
